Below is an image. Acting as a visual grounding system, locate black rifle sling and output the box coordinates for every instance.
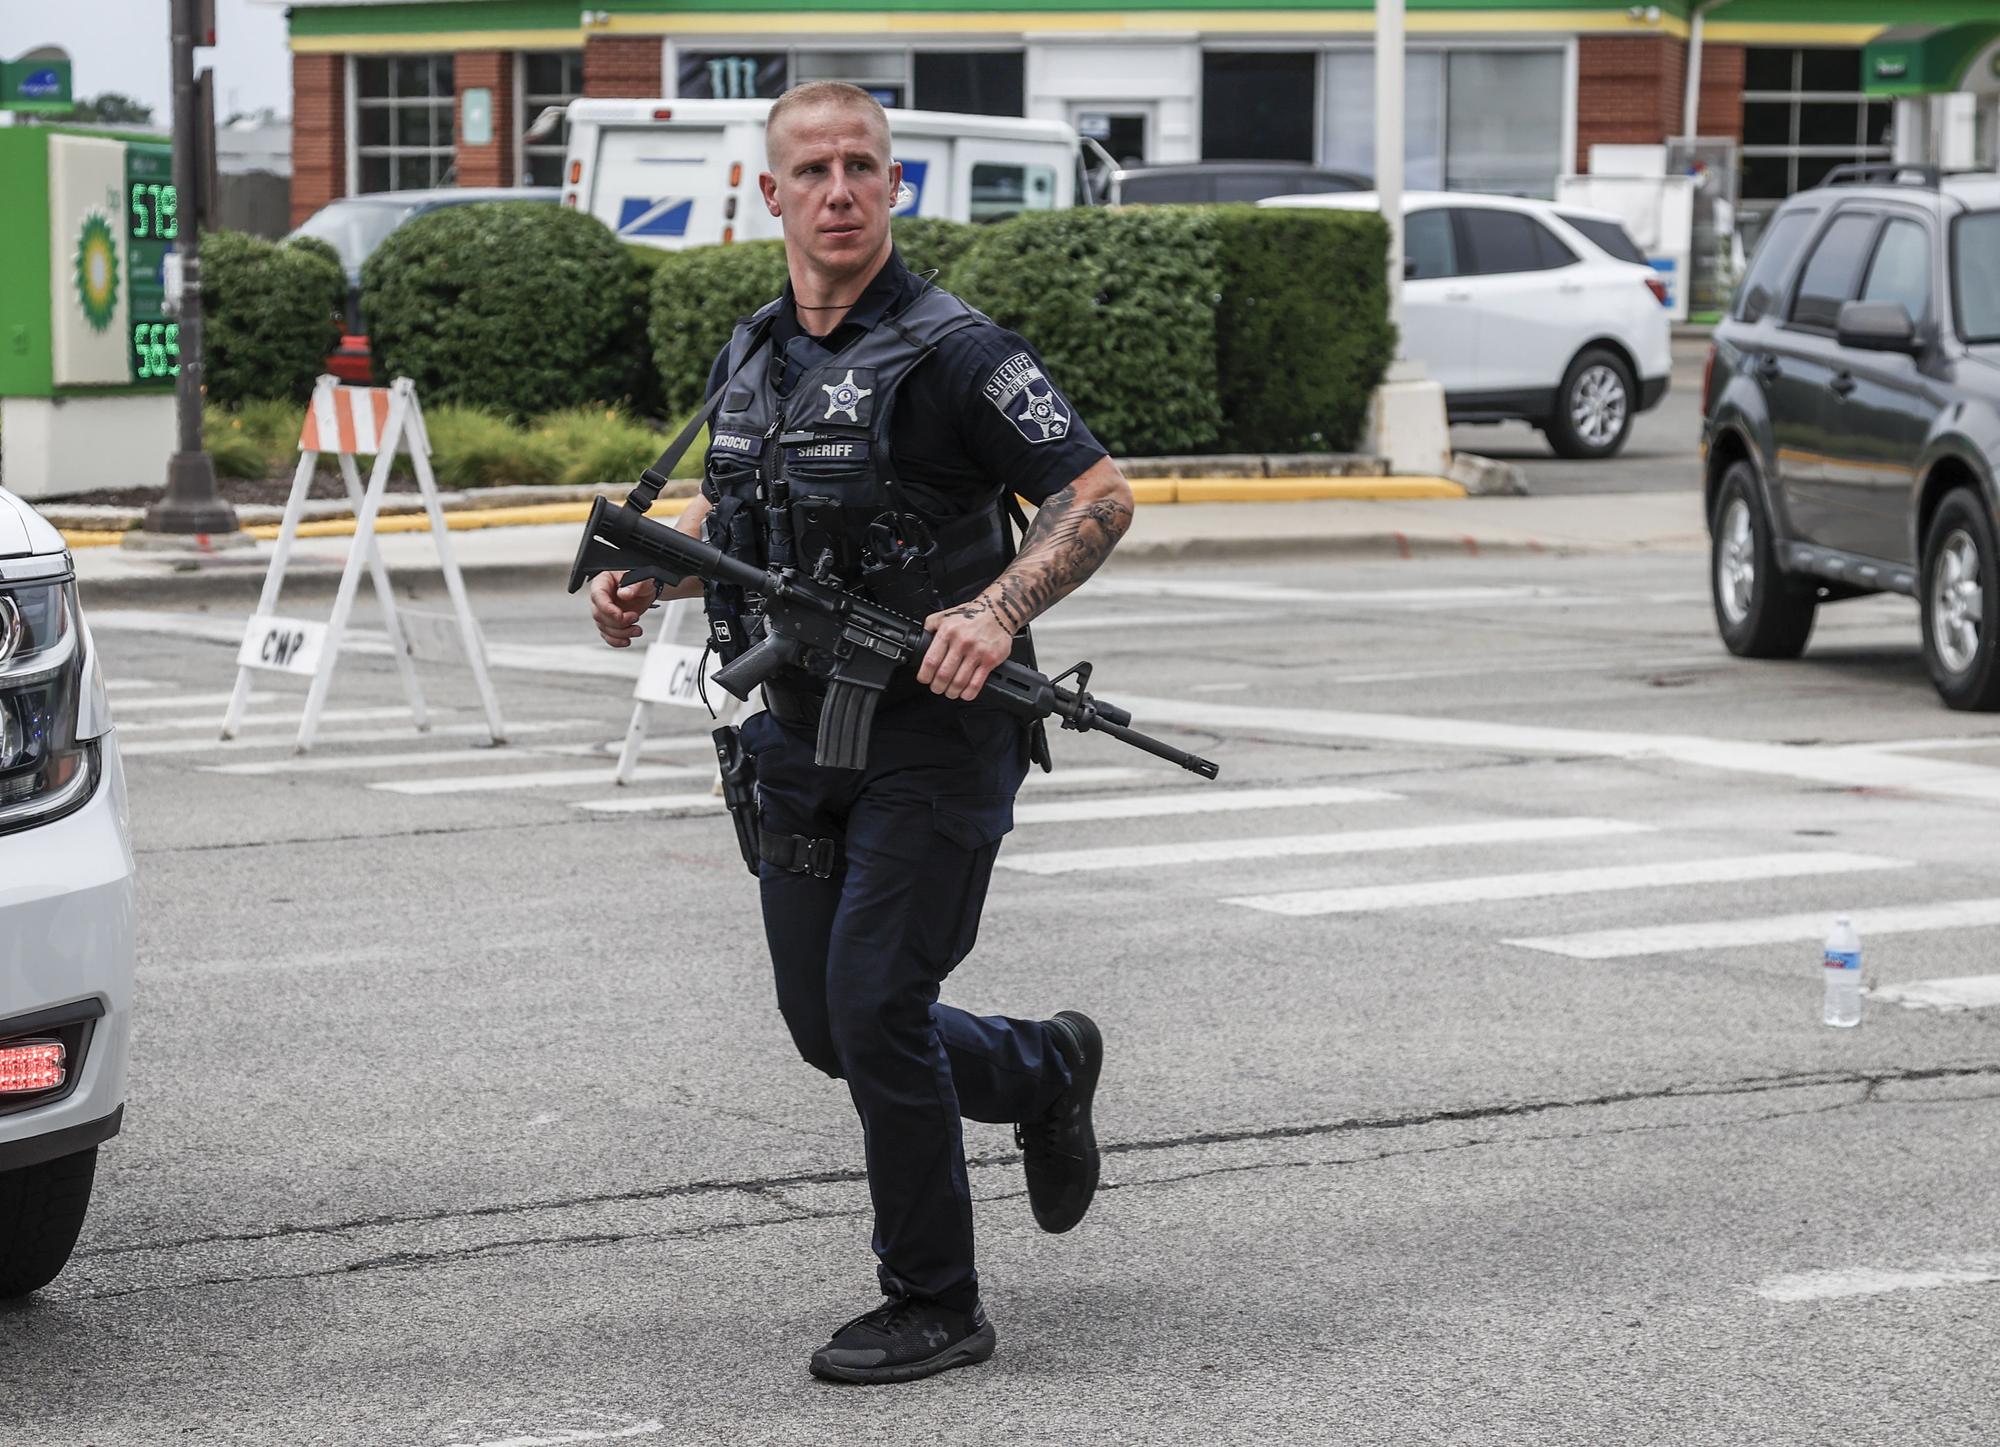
[626,385,728,515]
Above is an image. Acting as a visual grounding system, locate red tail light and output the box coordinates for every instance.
[0,1040,65,1094]
[652,108,674,121]
[1645,275,1669,306]
[568,160,582,184]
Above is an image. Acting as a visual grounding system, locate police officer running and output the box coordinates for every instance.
[588,82,1135,1384]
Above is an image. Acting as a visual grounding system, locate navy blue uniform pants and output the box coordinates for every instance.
[740,698,1072,1311]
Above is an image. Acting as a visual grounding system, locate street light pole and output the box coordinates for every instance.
[144,0,236,536]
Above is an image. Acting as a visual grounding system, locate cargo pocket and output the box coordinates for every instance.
[927,794,1015,971]
[932,794,1014,851]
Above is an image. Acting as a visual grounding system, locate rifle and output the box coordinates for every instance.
[569,496,1220,779]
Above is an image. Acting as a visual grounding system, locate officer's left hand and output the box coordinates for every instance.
[919,600,1015,702]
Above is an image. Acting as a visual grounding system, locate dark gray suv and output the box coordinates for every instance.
[1703,165,2000,708]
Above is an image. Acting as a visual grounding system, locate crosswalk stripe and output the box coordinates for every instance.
[1870,974,2000,1012]
[1227,852,1909,918]
[203,745,571,776]
[104,678,164,692]
[574,792,726,818]
[373,764,705,795]
[1013,783,1397,826]
[572,766,1148,818]
[997,817,1653,876]
[1085,580,1575,607]
[1510,897,2000,960]
[121,705,428,734]
[115,691,275,712]
[118,719,586,758]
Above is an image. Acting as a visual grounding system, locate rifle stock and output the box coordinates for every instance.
[570,496,1220,779]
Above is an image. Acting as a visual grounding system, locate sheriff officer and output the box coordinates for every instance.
[588,80,1134,1385]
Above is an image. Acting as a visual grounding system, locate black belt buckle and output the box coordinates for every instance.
[805,836,837,879]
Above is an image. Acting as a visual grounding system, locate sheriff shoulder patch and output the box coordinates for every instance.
[981,351,1071,444]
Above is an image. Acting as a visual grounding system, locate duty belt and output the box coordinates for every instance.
[759,828,840,880]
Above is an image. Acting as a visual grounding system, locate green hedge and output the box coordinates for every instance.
[363,203,648,419]
[947,207,1226,456]
[639,206,1392,457]
[200,231,346,405]
[1211,206,1394,454]
[647,239,791,423]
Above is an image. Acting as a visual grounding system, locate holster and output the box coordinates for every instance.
[712,725,760,876]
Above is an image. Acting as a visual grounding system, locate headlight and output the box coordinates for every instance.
[0,572,98,836]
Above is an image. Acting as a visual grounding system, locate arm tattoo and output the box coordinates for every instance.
[978,481,1133,632]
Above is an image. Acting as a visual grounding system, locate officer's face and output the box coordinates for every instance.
[762,103,901,281]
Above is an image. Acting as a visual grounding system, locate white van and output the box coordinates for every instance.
[556,98,1080,250]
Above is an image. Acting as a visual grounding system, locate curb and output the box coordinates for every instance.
[58,480,1466,550]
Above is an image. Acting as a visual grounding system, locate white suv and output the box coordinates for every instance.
[0,486,134,1299]
[1261,190,1674,459]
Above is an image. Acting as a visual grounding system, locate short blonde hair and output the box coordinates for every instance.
[765,81,893,167]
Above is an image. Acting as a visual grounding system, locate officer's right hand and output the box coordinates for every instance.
[589,570,659,648]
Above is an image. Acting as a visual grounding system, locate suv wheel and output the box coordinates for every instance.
[0,1147,99,1299]
[1547,348,1636,460]
[1921,489,2000,711]
[1711,461,1817,658]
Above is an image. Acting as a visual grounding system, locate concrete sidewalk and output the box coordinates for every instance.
[71,489,1709,604]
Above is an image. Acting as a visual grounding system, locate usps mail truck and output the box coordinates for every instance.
[554,98,1081,249]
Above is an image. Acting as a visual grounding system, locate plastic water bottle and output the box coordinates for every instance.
[1822,915,1861,1028]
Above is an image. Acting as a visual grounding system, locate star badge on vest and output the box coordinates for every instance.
[821,369,874,424]
[982,351,1071,444]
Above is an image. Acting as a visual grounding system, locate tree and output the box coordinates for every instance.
[67,93,155,124]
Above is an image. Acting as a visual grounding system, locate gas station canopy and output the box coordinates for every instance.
[1866,23,2000,97]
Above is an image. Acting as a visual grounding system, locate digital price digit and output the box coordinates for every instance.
[127,181,179,241]
[130,321,180,380]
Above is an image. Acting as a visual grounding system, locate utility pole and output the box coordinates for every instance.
[1374,0,1405,347]
[144,0,236,536]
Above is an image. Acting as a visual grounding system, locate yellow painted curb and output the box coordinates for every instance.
[1131,476,1466,505]
[60,530,131,550]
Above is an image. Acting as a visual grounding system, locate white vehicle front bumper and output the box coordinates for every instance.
[0,739,135,1172]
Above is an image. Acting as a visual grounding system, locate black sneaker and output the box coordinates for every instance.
[808,1297,996,1385]
[1016,1010,1102,1234]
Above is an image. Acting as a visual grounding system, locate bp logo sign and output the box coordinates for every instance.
[73,211,117,333]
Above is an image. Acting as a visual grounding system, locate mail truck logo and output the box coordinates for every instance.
[616,196,694,239]
[74,211,117,333]
[822,369,873,423]
[982,351,1070,443]
[893,159,928,216]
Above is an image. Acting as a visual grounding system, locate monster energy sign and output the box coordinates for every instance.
[677,52,787,101]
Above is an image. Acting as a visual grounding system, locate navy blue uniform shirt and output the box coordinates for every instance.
[703,250,1107,518]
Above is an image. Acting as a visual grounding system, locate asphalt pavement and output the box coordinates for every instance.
[1449,334,1710,496]
[13,490,2000,1443]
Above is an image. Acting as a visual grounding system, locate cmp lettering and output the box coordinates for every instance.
[261,628,307,667]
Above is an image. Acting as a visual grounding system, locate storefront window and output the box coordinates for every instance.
[520,50,582,188]
[1320,47,1562,197]
[1202,52,1316,162]
[1740,47,1891,202]
[913,52,1024,117]
[353,54,455,193]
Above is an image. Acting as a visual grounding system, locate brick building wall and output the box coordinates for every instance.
[455,50,517,187]
[292,52,346,226]
[1575,34,1687,172]
[1696,42,1747,141]
[584,36,662,98]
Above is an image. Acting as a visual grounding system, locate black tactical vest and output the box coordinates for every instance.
[699,283,1017,672]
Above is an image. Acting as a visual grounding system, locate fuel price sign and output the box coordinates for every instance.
[124,141,179,383]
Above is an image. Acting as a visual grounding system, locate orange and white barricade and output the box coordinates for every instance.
[615,598,746,786]
[222,375,506,752]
